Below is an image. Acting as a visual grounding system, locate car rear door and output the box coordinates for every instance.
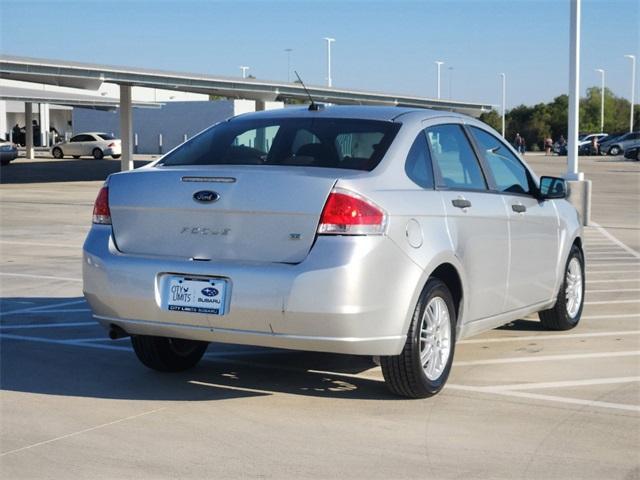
[468,126,559,310]
[424,121,510,322]
[66,135,83,155]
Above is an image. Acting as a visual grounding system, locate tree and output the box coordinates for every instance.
[478,110,501,133]
[479,87,639,149]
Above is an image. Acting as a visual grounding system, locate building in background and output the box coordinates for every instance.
[0,78,281,152]
[72,99,282,154]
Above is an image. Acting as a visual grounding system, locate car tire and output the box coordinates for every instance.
[92,148,104,160]
[609,146,621,156]
[112,154,121,159]
[380,278,456,398]
[52,147,63,159]
[539,245,585,331]
[131,335,208,372]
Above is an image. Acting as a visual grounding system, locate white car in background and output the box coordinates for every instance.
[52,132,121,160]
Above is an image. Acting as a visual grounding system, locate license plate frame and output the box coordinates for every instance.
[163,275,228,315]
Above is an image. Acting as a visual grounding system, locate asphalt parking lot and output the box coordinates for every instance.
[1,154,639,479]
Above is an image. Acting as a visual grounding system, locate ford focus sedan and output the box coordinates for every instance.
[83,106,584,398]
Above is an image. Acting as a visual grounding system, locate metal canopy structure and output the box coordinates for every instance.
[0,55,492,113]
[0,54,494,171]
[0,85,159,110]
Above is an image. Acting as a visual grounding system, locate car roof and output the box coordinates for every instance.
[231,105,468,122]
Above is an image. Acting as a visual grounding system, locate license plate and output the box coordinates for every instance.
[165,276,227,315]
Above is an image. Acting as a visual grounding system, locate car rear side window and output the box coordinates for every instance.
[160,118,400,171]
[469,126,533,195]
[98,133,115,140]
[405,131,434,189]
[425,124,487,191]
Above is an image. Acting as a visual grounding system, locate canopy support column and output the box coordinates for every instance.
[119,85,134,171]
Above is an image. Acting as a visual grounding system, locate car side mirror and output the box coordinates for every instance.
[539,176,567,200]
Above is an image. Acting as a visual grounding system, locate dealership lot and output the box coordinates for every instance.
[1,154,639,479]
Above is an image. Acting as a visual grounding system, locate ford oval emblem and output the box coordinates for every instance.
[193,190,220,203]
[201,287,219,297]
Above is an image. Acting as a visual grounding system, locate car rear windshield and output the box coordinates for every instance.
[159,117,401,171]
[98,133,115,140]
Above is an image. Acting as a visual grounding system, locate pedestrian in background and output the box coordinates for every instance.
[591,135,599,156]
[514,133,525,154]
[544,136,553,156]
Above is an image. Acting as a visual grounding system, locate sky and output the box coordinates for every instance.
[0,0,638,108]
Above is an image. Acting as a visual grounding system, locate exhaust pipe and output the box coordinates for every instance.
[108,325,129,340]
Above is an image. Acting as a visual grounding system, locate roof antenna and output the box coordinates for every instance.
[294,71,321,111]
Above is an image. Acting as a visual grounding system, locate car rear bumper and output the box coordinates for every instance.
[83,226,422,355]
[104,146,121,156]
[0,150,18,162]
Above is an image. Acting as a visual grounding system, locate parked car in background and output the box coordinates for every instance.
[0,137,19,165]
[578,133,608,148]
[599,131,640,156]
[51,132,121,160]
[83,106,585,398]
[623,141,640,161]
[553,141,567,155]
[553,133,608,156]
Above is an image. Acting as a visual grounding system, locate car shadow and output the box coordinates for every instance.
[0,296,396,402]
[497,319,545,331]
[0,158,153,184]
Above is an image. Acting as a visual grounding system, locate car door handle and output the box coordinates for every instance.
[452,198,472,209]
[512,203,527,213]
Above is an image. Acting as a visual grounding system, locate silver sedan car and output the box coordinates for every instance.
[83,106,584,398]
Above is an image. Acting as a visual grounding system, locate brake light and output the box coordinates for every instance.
[107,142,115,148]
[92,186,111,224]
[318,188,386,235]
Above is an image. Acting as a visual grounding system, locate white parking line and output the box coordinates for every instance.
[581,313,639,320]
[587,270,640,275]
[6,309,92,315]
[591,222,640,259]
[586,262,640,266]
[586,288,640,293]
[453,350,640,366]
[1,300,87,316]
[0,407,168,457]
[458,330,640,344]
[482,376,640,391]
[0,321,95,330]
[446,384,640,413]
[0,333,130,351]
[0,272,81,282]
[584,299,639,305]
[587,279,640,284]
[189,380,273,396]
[0,240,81,249]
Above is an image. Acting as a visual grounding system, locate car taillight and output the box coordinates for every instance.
[92,186,111,224]
[317,188,386,235]
[107,142,115,148]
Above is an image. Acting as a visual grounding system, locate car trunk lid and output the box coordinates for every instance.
[108,165,338,263]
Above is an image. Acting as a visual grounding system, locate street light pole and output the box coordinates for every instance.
[239,66,249,79]
[285,49,293,82]
[499,73,506,138]
[435,61,444,99]
[595,69,605,132]
[567,0,582,180]
[624,54,636,132]
[323,37,335,87]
